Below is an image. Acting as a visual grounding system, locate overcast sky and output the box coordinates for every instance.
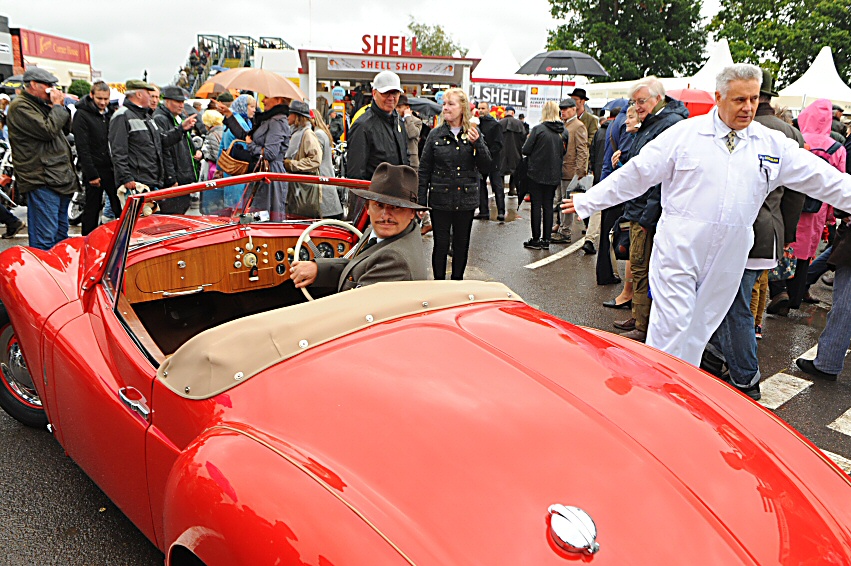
[6,0,720,85]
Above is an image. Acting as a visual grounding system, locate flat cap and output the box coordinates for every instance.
[559,98,577,109]
[22,67,59,85]
[833,104,844,112]
[216,91,234,103]
[125,79,156,91]
[161,85,188,101]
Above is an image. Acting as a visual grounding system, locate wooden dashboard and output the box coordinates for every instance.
[123,234,352,304]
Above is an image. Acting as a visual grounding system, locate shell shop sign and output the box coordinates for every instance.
[328,56,454,76]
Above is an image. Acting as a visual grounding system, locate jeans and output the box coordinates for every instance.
[431,208,474,280]
[814,264,851,374]
[709,268,762,388]
[528,180,557,241]
[806,245,832,291]
[27,187,70,251]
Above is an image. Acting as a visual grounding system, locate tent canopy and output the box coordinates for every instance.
[778,46,851,111]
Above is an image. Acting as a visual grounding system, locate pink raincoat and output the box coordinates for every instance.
[796,98,846,259]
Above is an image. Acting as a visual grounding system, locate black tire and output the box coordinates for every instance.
[0,305,48,428]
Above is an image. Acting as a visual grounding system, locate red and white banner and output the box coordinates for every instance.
[18,29,90,65]
[328,56,454,76]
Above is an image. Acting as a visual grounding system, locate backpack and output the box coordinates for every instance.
[802,141,842,213]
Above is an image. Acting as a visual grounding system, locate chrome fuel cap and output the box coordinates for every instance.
[548,504,600,555]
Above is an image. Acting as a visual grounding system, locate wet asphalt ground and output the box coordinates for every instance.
[0,196,849,564]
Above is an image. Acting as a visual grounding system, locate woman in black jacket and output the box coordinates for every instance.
[521,101,565,249]
[418,88,492,279]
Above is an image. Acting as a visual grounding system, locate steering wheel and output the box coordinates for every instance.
[293,219,364,301]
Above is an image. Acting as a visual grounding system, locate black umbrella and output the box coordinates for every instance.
[516,50,608,77]
[408,97,443,121]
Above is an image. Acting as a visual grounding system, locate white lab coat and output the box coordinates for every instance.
[574,108,851,366]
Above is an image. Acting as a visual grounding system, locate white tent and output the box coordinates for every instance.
[473,41,520,80]
[777,46,851,111]
[689,39,735,92]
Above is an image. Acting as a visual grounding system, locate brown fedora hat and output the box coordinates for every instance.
[350,163,429,210]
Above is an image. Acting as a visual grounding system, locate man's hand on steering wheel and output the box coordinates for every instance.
[290,260,318,288]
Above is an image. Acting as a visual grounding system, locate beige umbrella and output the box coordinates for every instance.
[203,67,305,100]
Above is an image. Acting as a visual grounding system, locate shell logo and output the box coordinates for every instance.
[531,87,539,95]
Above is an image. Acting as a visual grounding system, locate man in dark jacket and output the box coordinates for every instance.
[109,80,195,212]
[476,101,505,221]
[613,78,688,342]
[346,71,409,221]
[704,68,806,400]
[153,85,200,213]
[500,106,526,196]
[73,81,119,235]
[7,67,77,250]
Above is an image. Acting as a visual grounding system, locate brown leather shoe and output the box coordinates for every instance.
[620,328,647,342]
[613,317,636,331]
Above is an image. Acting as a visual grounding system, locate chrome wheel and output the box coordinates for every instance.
[0,324,40,408]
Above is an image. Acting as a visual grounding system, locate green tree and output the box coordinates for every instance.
[67,79,91,98]
[407,18,468,57]
[710,0,851,88]
[547,0,707,82]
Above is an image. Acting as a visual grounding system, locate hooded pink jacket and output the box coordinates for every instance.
[795,99,846,259]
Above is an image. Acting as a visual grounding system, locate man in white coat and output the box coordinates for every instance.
[561,63,851,367]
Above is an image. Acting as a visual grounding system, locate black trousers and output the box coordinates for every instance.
[528,180,557,241]
[478,171,505,216]
[82,174,119,236]
[770,258,811,308]
[431,208,474,280]
[596,204,624,284]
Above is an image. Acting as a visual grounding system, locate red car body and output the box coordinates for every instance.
[1,175,850,565]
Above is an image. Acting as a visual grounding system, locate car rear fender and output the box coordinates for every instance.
[163,426,411,566]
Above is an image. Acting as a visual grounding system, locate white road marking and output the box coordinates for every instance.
[828,408,851,436]
[758,372,813,410]
[797,345,819,360]
[822,450,851,474]
[524,240,584,269]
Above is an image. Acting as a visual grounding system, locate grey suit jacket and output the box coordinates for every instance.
[312,221,428,292]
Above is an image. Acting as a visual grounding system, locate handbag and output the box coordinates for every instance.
[610,215,631,260]
[217,140,250,176]
[768,245,796,281]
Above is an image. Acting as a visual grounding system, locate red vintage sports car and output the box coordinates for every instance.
[1,174,850,565]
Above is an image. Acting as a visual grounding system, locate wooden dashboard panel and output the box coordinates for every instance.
[124,236,351,304]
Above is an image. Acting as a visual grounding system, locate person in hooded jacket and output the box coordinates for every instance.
[217,94,255,207]
[768,98,845,313]
[73,81,119,235]
[520,101,565,249]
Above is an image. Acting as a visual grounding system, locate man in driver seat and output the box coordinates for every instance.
[291,163,429,292]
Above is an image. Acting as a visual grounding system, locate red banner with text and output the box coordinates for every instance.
[18,29,90,65]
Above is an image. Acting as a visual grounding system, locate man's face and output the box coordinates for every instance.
[571,95,585,114]
[367,200,415,239]
[835,109,844,120]
[132,89,151,109]
[630,87,660,122]
[477,102,490,115]
[26,81,51,102]
[561,106,576,120]
[147,89,159,109]
[91,89,110,112]
[715,79,760,130]
[164,98,184,116]
[373,89,400,113]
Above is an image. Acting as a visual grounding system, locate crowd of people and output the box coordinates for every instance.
[7,63,851,391]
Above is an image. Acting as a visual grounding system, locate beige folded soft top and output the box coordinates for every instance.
[157,280,524,400]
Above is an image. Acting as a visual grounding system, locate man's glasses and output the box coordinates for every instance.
[629,97,653,106]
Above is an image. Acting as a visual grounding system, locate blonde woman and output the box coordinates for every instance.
[418,87,492,279]
[520,101,565,249]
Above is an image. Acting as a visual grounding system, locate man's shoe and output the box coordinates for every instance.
[550,232,570,244]
[802,292,819,304]
[540,239,551,249]
[796,358,838,381]
[822,273,835,286]
[474,213,490,220]
[766,292,790,316]
[582,241,596,255]
[620,328,646,342]
[523,238,543,250]
[497,214,505,222]
[2,218,24,239]
[507,188,517,196]
[613,317,636,331]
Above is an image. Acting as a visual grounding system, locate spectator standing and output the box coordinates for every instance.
[200,109,224,181]
[73,80,119,235]
[418,87,491,280]
[148,84,160,111]
[552,97,588,244]
[397,95,422,169]
[346,71,408,221]
[109,80,195,210]
[328,109,344,143]
[475,101,505,221]
[153,86,201,213]
[580,108,618,256]
[520,101,565,249]
[500,106,526,196]
[518,113,530,136]
[831,104,846,142]
[7,68,76,250]
[570,88,599,152]
[217,94,255,207]
[310,110,344,219]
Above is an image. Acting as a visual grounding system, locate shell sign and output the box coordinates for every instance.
[18,29,90,65]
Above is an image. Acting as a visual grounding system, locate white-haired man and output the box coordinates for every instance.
[562,63,851,369]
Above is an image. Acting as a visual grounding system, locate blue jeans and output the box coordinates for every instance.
[709,268,762,388]
[27,187,71,251]
[814,264,851,374]
[806,245,832,291]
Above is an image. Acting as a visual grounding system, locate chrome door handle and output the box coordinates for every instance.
[119,387,150,421]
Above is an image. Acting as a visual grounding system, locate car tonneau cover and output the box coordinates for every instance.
[157,280,524,399]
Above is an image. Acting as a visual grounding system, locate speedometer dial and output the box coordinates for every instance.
[299,247,310,262]
[317,242,335,258]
